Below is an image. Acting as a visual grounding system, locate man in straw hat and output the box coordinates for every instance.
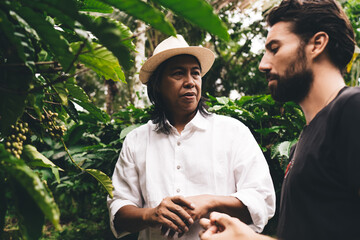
[107,34,275,239]
[199,0,360,240]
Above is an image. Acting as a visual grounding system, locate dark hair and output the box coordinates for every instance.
[147,54,210,135]
[267,0,355,73]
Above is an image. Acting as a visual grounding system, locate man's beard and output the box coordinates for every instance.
[267,46,314,103]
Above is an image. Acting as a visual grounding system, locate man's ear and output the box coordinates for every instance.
[309,31,329,59]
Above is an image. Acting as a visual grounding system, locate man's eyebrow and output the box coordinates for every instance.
[265,40,280,50]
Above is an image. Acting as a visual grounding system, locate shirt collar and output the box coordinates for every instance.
[184,111,210,131]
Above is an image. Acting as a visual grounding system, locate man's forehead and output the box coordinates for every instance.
[265,21,296,44]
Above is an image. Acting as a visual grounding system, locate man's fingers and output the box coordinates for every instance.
[163,211,189,233]
[209,212,236,227]
[167,201,193,227]
[172,195,195,210]
[199,225,219,240]
[199,218,211,229]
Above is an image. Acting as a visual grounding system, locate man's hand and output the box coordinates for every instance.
[199,212,266,240]
[143,195,195,238]
[184,194,213,221]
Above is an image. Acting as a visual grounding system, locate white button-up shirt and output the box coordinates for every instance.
[107,112,275,239]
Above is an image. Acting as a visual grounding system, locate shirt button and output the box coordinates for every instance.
[176,188,181,193]
[177,165,181,170]
[177,141,181,146]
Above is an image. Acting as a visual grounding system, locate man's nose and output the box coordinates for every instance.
[258,54,271,73]
[183,73,195,87]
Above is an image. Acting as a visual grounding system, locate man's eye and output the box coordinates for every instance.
[173,71,183,76]
[192,71,200,76]
[270,47,279,54]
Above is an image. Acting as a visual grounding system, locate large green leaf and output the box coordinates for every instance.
[85,169,114,198]
[0,144,61,230]
[154,0,229,41]
[13,181,45,240]
[78,0,114,13]
[70,98,110,123]
[66,82,91,103]
[77,14,134,70]
[22,144,63,182]
[20,0,76,29]
[71,42,126,82]
[0,67,31,136]
[0,171,6,238]
[16,6,74,71]
[101,0,176,36]
[120,124,143,140]
[0,9,26,62]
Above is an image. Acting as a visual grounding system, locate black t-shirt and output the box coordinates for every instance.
[277,87,360,240]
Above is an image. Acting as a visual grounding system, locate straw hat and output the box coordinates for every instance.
[139,34,215,84]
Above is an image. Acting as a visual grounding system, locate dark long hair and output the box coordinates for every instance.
[146,54,210,135]
[267,0,355,73]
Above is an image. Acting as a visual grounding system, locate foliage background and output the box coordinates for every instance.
[0,0,359,239]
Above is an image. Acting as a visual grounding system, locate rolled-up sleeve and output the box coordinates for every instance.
[107,134,142,238]
[230,127,276,232]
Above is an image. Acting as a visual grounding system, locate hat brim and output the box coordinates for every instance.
[139,46,215,84]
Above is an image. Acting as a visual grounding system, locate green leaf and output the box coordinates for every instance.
[77,14,134,70]
[16,6,74,71]
[85,169,114,198]
[20,0,76,29]
[53,82,69,106]
[71,42,126,82]
[154,0,229,41]
[101,0,176,36]
[0,67,31,136]
[271,139,297,159]
[0,144,61,230]
[120,124,143,140]
[0,9,26,62]
[79,0,114,13]
[255,125,284,137]
[22,144,64,171]
[70,98,110,123]
[216,96,230,105]
[13,181,45,240]
[66,82,91,103]
[0,171,6,238]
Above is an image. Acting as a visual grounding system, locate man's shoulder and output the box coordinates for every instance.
[124,120,154,139]
[336,86,360,103]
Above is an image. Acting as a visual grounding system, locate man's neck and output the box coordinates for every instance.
[299,64,345,125]
[168,110,197,134]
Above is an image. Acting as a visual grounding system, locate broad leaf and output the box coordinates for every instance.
[101,0,176,36]
[71,42,126,82]
[70,98,110,123]
[53,82,69,106]
[0,9,26,62]
[77,15,134,70]
[22,144,63,183]
[16,6,74,71]
[85,169,114,198]
[78,0,114,13]
[13,181,45,240]
[154,0,229,41]
[0,144,61,230]
[66,82,91,103]
[21,0,76,29]
[120,124,143,140]
[22,145,63,170]
[0,171,6,237]
[0,67,31,136]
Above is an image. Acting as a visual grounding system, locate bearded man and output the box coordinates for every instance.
[199,0,360,240]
